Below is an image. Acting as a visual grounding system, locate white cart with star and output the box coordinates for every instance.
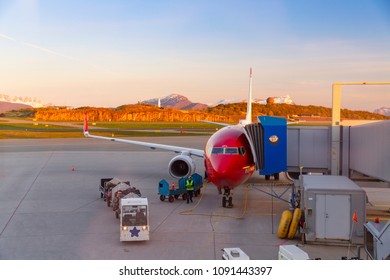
[120,195,149,241]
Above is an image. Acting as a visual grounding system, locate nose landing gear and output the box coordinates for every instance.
[222,187,233,208]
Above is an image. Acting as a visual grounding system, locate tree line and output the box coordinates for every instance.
[3,103,388,122]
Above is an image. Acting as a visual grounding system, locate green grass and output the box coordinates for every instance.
[0,131,83,139]
[0,119,333,139]
[0,121,212,139]
[0,123,79,139]
[86,121,220,130]
[0,123,78,132]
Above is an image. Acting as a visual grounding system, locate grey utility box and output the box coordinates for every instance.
[301,175,366,244]
[364,220,390,260]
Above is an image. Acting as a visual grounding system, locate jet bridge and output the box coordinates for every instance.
[287,126,331,175]
[251,115,388,184]
[349,121,390,183]
[245,116,287,176]
[286,81,390,183]
[286,121,390,184]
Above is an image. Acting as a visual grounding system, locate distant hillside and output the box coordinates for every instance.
[0,101,32,113]
[142,93,293,109]
[31,104,232,122]
[213,95,294,106]
[4,102,388,122]
[207,103,389,121]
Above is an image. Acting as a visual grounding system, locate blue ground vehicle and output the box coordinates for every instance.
[158,173,203,202]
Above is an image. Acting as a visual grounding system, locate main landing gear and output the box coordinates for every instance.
[221,187,233,208]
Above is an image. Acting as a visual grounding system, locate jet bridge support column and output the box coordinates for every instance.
[331,84,342,176]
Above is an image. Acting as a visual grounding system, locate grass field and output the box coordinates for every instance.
[0,121,213,139]
[0,119,331,139]
[90,121,220,130]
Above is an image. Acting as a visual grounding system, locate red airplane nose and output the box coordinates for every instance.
[207,155,253,188]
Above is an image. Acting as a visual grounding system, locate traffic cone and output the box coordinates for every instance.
[171,183,175,190]
[352,211,358,223]
[71,165,75,172]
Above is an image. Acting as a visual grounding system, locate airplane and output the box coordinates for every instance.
[84,68,264,208]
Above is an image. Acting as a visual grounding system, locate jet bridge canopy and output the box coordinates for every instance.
[244,122,264,170]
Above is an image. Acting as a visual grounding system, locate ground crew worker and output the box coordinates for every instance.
[185,176,194,204]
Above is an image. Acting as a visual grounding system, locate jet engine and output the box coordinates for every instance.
[168,155,196,178]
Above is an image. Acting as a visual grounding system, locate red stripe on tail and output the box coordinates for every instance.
[84,114,88,133]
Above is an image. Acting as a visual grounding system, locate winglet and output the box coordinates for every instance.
[83,114,89,136]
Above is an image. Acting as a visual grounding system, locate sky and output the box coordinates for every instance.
[0,0,389,111]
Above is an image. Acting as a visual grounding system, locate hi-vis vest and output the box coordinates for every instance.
[185,179,194,191]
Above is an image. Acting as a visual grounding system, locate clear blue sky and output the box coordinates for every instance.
[0,0,389,111]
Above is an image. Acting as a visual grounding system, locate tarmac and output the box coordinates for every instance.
[0,137,389,260]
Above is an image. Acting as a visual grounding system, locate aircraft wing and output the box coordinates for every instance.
[199,120,231,127]
[83,115,204,158]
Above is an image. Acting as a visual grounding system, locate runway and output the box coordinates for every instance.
[0,137,381,260]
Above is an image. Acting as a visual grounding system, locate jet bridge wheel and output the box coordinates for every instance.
[265,173,280,181]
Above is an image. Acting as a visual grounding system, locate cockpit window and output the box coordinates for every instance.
[211,147,239,155]
[211,147,224,154]
[225,148,238,154]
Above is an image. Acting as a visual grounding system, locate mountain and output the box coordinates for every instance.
[0,101,32,113]
[212,95,294,106]
[141,94,208,110]
[0,94,53,114]
[141,93,294,110]
[374,107,390,116]
[0,94,48,108]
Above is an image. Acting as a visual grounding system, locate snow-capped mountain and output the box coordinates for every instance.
[212,95,294,106]
[141,94,294,110]
[374,107,390,116]
[0,94,48,108]
[141,94,208,110]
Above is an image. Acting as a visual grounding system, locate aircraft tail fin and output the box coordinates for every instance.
[240,67,253,125]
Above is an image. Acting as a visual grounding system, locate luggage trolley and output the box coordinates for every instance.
[158,173,203,203]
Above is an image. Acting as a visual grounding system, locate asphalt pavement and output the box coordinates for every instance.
[1,137,387,260]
